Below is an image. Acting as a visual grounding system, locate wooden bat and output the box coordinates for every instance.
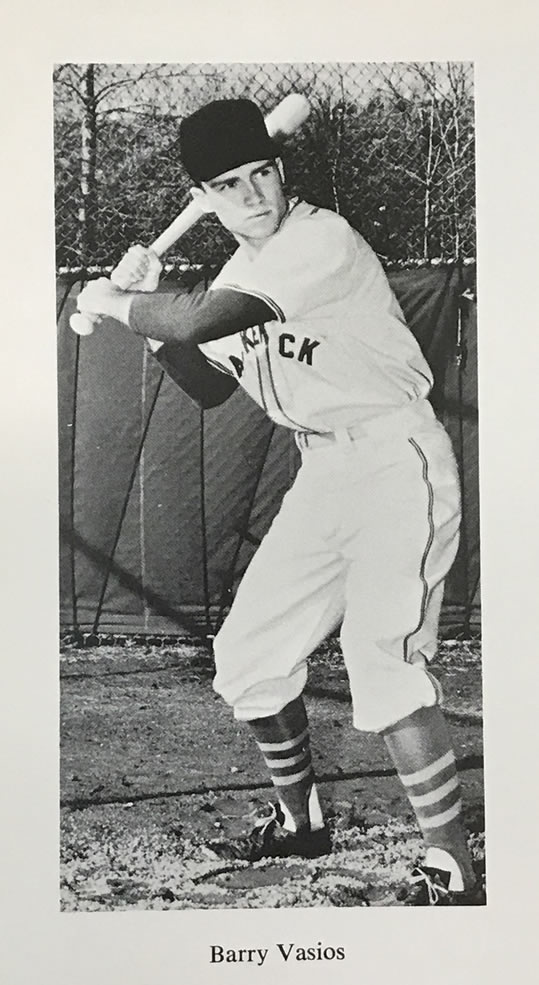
[70,93,311,336]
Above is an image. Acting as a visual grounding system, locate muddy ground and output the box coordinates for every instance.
[60,638,484,910]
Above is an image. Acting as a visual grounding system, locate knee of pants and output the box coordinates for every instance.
[212,617,265,700]
[212,626,308,721]
[343,647,439,733]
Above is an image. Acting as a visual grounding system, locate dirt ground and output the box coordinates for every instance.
[60,638,485,910]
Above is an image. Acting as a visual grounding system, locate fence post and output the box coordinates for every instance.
[78,64,97,269]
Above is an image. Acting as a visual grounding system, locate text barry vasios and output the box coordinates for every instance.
[210,943,346,965]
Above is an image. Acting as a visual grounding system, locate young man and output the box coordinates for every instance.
[76,98,482,905]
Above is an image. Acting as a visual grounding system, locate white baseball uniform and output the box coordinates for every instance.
[196,199,461,732]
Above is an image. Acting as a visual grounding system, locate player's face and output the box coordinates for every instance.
[192,159,288,249]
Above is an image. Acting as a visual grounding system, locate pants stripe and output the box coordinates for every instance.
[403,438,436,662]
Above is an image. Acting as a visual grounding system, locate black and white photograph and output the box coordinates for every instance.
[3,2,539,983]
[56,61,484,911]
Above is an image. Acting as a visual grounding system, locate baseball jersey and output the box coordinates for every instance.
[198,199,433,433]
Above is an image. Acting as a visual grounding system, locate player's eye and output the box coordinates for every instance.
[213,179,237,193]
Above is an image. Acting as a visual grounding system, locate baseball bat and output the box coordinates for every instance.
[70,93,311,336]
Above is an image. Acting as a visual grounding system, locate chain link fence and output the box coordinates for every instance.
[54,61,475,272]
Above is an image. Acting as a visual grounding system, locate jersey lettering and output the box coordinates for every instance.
[277,332,320,365]
[231,329,321,377]
[241,325,268,351]
[297,337,321,365]
[230,355,244,377]
[278,333,295,359]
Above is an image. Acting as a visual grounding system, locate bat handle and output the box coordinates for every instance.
[151,199,203,255]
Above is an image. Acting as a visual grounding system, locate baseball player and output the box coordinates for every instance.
[76,98,482,905]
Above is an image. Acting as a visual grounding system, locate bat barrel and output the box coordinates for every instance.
[266,93,311,139]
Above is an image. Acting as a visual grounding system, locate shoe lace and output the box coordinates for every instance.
[251,802,279,839]
[410,866,450,905]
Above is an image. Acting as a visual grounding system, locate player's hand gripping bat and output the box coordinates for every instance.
[70,93,311,336]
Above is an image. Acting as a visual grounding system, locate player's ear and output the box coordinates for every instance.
[275,158,285,184]
[190,185,215,214]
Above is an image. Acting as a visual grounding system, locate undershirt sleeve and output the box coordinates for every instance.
[129,285,278,344]
[153,341,239,409]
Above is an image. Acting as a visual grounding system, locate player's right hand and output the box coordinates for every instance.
[111,245,163,293]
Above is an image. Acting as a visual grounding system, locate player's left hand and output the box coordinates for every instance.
[76,277,122,314]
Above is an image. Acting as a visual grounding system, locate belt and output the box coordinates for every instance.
[294,401,436,453]
[295,427,362,452]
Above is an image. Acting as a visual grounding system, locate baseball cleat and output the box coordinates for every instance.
[208,802,332,863]
[400,864,486,906]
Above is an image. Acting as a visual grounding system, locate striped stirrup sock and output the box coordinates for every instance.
[399,748,462,835]
[247,696,323,832]
[383,706,474,887]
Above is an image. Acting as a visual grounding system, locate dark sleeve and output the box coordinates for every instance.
[129,284,279,344]
[153,341,239,409]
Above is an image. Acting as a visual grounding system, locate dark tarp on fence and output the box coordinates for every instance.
[57,263,479,639]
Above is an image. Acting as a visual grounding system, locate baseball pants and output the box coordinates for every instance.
[212,400,461,733]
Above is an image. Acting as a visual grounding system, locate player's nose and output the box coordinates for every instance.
[243,181,263,206]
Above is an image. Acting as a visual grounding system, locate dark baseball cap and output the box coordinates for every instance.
[179,98,279,183]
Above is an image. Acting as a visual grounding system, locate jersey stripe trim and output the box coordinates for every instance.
[218,283,285,323]
[262,346,312,431]
[253,348,269,413]
[203,354,237,378]
[403,437,436,663]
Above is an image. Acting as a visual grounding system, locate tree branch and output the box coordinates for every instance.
[93,65,192,105]
[55,79,87,104]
